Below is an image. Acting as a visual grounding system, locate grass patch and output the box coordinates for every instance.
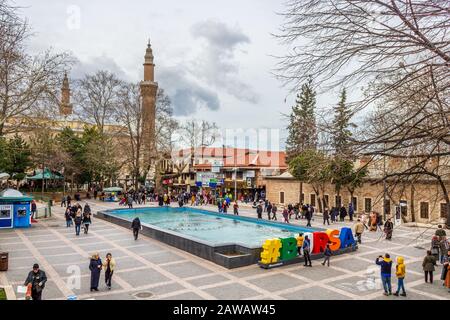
[0,288,7,300]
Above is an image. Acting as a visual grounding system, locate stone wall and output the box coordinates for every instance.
[265,177,448,224]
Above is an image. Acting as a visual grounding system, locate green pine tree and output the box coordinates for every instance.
[286,77,317,160]
[331,88,355,158]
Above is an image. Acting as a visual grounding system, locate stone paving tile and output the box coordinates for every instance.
[203,283,260,299]
[53,262,92,277]
[7,249,34,259]
[329,257,374,272]
[112,256,146,270]
[126,244,165,255]
[117,267,171,287]
[70,274,125,296]
[7,257,38,270]
[45,253,88,265]
[410,282,449,296]
[0,243,29,251]
[78,242,117,252]
[131,282,186,298]
[163,261,214,279]
[187,274,229,287]
[228,267,271,278]
[286,265,348,282]
[38,246,77,256]
[326,276,380,296]
[93,292,137,300]
[280,285,349,300]
[141,251,185,265]
[13,280,65,300]
[372,291,434,300]
[247,273,306,292]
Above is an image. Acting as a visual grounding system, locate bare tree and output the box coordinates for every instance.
[73,70,122,134]
[0,0,71,136]
[276,0,450,226]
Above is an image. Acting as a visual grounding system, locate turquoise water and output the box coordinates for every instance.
[107,207,318,247]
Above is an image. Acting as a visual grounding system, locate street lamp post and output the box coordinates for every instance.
[234,167,237,202]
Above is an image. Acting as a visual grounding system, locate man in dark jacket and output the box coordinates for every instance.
[376,253,393,295]
[256,204,263,219]
[131,217,141,240]
[384,218,394,240]
[24,264,47,300]
[339,205,347,222]
[267,202,273,220]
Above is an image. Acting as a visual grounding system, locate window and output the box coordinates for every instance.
[335,195,342,208]
[352,197,358,212]
[324,195,329,208]
[441,203,448,218]
[384,200,391,216]
[364,198,372,213]
[280,192,285,204]
[0,209,11,218]
[236,171,243,180]
[420,202,429,219]
[310,194,316,207]
[225,171,232,179]
[17,209,27,217]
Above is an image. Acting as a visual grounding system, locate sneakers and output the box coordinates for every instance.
[393,292,399,296]
[400,293,407,297]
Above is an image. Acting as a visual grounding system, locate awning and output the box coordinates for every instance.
[103,187,123,192]
[27,169,64,180]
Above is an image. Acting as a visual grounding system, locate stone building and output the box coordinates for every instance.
[265,171,449,224]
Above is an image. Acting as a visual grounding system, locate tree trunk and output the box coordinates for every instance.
[410,184,415,223]
[299,181,303,205]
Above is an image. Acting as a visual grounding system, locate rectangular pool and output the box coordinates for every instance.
[106,207,319,248]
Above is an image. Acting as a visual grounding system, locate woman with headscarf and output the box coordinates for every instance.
[89,253,102,292]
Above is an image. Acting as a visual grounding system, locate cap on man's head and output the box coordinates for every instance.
[33,263,39,269]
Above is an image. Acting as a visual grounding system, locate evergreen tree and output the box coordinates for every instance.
[0,135,32,184]
[331,88,355,157]
[286,77,317,160]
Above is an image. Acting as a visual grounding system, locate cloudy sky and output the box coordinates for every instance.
[15,0,351,151]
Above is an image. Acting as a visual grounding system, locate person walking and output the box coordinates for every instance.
[384,218,394,240]
[393,256,407,297]
[271,204,278,221]
[302,235,312,267]
[267,202,273,220]
[435,225,447,238]
[282,207,290,223]
[422,250,437,284]
[74,210,82,236]
[375,253,393,296]
[330,207,337,223]
[321,244,332,267]
[61,195,67,207]
[354,219,365,244]
[65,207,73,228]
[67,195,72,207]
[439,237,449,265]
[256,204,263,219]
[339,205,347,222]
[30,200,37,220]
[305,207,312,227]
[233,202,239,215]
[82,204,92,234]
[131,217,142,240]
[323,207,330,225]
[348,202,354,222]
[127,195,133,209]
[102,253,116,290]
[443,249,450,293]
[89,253,102,292]
[24,264,47,300]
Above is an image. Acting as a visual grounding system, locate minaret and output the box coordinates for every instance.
[140,40,159,168]
[60,72,73,116]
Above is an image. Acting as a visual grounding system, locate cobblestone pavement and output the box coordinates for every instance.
[0,200,448,300]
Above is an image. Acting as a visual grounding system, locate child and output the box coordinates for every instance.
[321,243,332,267]
[296,233,304,257]
[393,256,407,297]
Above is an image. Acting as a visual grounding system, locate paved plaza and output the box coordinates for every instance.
[0,201,449,300]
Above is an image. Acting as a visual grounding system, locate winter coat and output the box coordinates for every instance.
[376,257,392,277]
[445,264,450,289]
[102,258,116,272]
[24,270,47,291]
[302,238,311,252]
[395,257,406,279]
[323,210,330,219]
[435,229,447,238]
[355,222,365,234]
[131,218,141,230]
[339,207,347,218]
[89,258,102,289]
[422,255,437,272]
[74,215,82,225]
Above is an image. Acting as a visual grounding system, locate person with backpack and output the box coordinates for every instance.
[74,210,82,236]
[422,250,437,284]
[393,256,407,297]
[321,243,332,267]
[82,204,92,234]
[376,253,393,296]
[271,204,278,221]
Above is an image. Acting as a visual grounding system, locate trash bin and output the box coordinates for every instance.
[0,252,8,271]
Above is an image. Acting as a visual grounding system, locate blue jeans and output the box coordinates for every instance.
[75,224,81,235]
[396,278,405,294]
[381,275,391,293]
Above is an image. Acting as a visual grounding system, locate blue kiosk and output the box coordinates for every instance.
[0,189,33,229]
